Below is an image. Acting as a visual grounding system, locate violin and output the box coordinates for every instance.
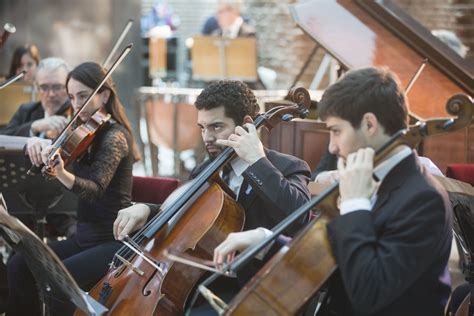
[50,108,111,168]
[27,44,132,176]
[199,93,473,315]
[77,87,311,316]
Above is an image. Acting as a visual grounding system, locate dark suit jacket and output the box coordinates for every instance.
[191,149,311,236]
[191,149,311,293]
[325,153,452,316]
[0,100,71,136]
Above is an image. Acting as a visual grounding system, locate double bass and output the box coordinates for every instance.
[198,93,473,315]
[79,88,311,315]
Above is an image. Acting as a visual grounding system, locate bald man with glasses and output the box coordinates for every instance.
[0,57,71,140]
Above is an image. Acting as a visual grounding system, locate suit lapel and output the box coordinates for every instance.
[372,154,418,214]
[237,180,257,210]
[372,190,391,214]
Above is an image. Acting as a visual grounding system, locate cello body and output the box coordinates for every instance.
[77,87,312,315]
[81,182,244,315]
[225,198,339,315]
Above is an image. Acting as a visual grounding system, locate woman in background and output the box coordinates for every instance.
[7,44,41,82]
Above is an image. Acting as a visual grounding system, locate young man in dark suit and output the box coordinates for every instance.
[215,67,452,316]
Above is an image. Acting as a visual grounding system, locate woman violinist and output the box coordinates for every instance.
[6,61,140,316]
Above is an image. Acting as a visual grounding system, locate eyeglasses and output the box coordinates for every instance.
[37,84,65,93]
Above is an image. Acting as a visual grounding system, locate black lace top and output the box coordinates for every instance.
[71,121,134,246]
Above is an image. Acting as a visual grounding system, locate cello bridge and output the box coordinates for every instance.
[115,253,145,276]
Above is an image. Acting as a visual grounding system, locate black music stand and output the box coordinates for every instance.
[0,197,107,316]
[0,152,77,239]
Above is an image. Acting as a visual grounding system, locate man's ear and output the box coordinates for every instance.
[243,115,253,125]
[363,112,378,135]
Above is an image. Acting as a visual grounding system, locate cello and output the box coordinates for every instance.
[78,88,311,315]
[197,93,473,315]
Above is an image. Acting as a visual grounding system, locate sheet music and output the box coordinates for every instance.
[0,198,107,315]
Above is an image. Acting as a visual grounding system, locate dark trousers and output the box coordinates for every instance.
[6,237,121,316]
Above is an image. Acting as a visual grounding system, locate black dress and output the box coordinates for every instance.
[6,121,134,316]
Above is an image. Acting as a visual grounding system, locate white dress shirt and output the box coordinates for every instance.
[340,146,412,215]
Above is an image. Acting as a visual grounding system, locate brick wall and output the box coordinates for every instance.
[143,0,473,88]
[243,0,326,89]
[394,0,474,61]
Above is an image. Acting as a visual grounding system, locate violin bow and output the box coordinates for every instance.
[406,58,428,122]
[27,44,133,175]
[0,70,25,90]
[405,58,428,95]
[52,44,132,152]
[102,19,133,69]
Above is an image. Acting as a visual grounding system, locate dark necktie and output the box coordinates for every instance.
[221,165,232,186]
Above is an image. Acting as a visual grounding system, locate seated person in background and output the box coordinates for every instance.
[0,57,75,238]
[214,67,452,316]
[0,57,71,139]
[140,0,180,36]
[7,44,41,82]
[208,0,255,38]
[201,15,220,35]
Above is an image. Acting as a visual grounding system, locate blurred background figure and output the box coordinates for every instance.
[7,44,41,82]
[201,15,219,36]
[0,57,77,254]
[0,57,71,139]
[141,0,180,37]
[432,29,469,58]
[211,0,255,38]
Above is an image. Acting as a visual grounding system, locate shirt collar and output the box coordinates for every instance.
[374,146,412,183]
[230,156,250,177]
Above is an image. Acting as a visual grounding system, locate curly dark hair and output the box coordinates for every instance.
[195,80,260,125]
[317,67,408,135]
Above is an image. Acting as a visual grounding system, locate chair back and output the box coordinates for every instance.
[447,164,474,186]
[132,175,180,204]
